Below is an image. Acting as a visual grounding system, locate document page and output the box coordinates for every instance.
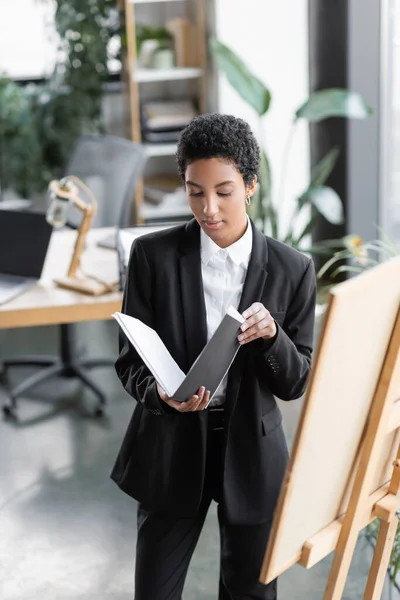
[112,312,185,397]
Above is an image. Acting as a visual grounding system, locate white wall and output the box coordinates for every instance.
[214,0,309,238]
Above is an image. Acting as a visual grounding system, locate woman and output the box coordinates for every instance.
[113,113,316,599]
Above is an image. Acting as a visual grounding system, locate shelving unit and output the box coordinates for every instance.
[121,0,207,222]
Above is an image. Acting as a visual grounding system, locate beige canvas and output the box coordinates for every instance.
[261,256,400,583]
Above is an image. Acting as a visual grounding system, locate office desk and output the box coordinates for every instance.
[0,225,170,417]
[0,228,122,330]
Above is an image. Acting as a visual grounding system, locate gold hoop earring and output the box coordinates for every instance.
[245,196,251,206]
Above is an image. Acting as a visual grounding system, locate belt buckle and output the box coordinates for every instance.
[209,407,224,431]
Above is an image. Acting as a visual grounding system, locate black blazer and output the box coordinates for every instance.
[112,219,316,525]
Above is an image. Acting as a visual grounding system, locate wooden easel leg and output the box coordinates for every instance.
[364,516,398,600]
[364,450,400,600]
[322,520,364,600]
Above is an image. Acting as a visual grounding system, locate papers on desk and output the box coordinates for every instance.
[112,305,245,404]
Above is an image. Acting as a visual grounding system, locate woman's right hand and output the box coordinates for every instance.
[157,383,210,412]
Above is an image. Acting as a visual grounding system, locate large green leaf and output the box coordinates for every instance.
[310,147,340,187]
[209,39,271,117]
[299,186,344,225]
[330,265,368,279]
[317,249,354,278]
[295,89,373,123]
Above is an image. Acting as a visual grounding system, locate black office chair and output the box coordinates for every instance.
[2,135,147,418]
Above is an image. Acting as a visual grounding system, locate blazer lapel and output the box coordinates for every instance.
[238,219,269,314]
[179,219,208,371]
[226,221,269,418]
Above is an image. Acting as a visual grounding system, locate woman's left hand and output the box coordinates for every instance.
[238,302,277,344]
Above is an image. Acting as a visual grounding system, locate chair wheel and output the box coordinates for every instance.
[3,404,17,419]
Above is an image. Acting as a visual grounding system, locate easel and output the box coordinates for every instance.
[322,306,400,599]
[261,305,400,599]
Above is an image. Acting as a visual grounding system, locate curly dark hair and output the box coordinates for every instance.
[176,113,260,186]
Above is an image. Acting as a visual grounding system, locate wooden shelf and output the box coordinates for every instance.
[134,67,203,83]
[131,0,184,3]
[144,143,178,157]
[122,0,207,221]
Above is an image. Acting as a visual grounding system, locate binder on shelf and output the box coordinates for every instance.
[141,99,197,143]
[142,100,196,130]
[143,174,182,205]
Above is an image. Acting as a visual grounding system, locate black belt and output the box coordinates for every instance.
[208,407,225,431]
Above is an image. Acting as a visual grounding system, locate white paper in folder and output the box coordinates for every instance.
[113,306,244,403]
[113,311,185,396]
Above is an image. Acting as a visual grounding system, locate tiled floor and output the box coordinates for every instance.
[0,320,397,599]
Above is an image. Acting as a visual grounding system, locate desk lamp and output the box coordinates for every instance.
[46,175,115,295]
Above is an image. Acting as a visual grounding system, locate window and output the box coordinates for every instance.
[0,0,57,79]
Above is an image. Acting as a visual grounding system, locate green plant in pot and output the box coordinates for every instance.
[136,25,173,67]
[209,39,372,250]
[317,231,399,281]
[136,25,173,52]
[311,230,399,305]
[35,0,120,177]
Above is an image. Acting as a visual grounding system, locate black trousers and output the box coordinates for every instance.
[135,409,277,600]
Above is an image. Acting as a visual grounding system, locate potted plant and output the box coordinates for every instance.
[0,0,120,202]
[316,232,399,280]
[136,25,174,68]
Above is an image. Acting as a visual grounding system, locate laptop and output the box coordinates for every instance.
[0,210,53,305]
[115,229,127,292]
[97,223,179,250]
